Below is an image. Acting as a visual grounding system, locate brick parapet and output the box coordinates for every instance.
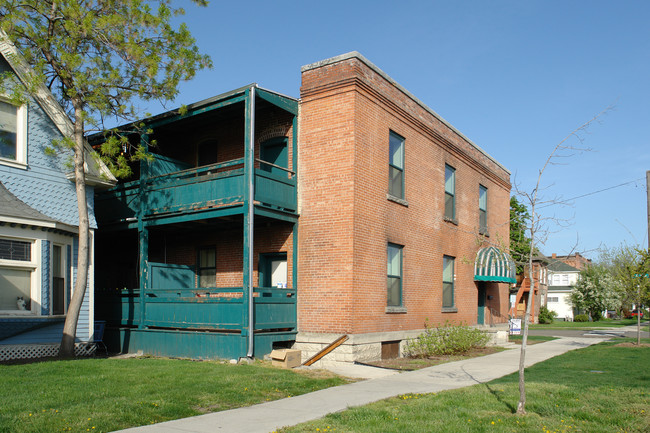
[301,52,510,189]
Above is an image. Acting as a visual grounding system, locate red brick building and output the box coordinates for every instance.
[295,53,514,362]
[94,52,515,362]
[550,252,591,270]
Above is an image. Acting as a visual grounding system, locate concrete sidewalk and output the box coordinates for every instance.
[115,336,608,433]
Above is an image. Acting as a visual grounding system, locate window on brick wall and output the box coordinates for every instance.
[388,131,404,199]
[479,184,488,235]
[0,98,27,167]
[197,138,218,167]
[387,243,403,307]
[444,164,456,221]
[198,247,216,288]
[442,255,455,309]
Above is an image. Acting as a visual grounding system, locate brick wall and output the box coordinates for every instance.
[551,253,591,270]
[147,220,293,288]
[152,103,294,173]
[298,53,511,335]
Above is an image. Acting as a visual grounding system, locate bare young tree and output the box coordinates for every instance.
[514,107,611,414]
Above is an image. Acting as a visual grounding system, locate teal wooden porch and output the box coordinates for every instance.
[93,85,299,360]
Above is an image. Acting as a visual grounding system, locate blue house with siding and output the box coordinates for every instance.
[0,36,116,361]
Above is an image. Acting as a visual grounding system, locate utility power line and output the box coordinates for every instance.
[538,178,645,209]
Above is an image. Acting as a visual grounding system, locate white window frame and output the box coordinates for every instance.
[0,97,27,169]
[0,236,38,315]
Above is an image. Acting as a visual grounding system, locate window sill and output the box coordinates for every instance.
[387,194,409,207]
[441,307,458,313]
[443,217,458,225]
[0,311,35,316]
[0,157,27,170]
[385,306,407,314]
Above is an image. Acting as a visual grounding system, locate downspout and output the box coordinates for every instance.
[246,86,256,358]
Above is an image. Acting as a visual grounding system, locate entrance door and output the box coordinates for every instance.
[477,284,486,325]
[198,138,218,167]
[259,253,287,288]
[260,138,288,176]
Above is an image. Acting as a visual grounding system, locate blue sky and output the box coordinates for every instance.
[152,0,649,259]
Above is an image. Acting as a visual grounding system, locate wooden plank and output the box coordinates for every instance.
[145,93,247,130]
[256,88,299,115]
[302,335,349,366]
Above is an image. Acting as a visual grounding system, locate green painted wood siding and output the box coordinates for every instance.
[96,262,297,334]
[95,160,297,226]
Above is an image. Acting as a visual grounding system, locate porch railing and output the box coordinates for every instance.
[96,286,297,333]
[95,157,297,225]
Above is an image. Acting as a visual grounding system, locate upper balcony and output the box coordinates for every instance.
[94,85,298,229]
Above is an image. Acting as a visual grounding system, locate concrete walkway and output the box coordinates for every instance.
[116,336,608,433]
[112,336,609,433]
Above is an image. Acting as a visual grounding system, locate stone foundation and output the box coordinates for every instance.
[293,325,509,366]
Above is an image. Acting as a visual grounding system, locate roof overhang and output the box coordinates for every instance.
[474,246,516,284]
[0,32,116,188]
[88,84,299,138]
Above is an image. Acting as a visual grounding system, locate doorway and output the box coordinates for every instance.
[259,252,287,288]
[260,137,288,176]
[477,283,486,325]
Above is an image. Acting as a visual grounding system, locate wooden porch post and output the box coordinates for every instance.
[292,114,298,312]
[137,134,150,330]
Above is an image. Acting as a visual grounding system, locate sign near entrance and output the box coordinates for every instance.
[509,318,522,335]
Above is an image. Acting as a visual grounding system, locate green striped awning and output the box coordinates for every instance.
[474,246,516,284]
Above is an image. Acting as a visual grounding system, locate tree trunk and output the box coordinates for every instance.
[637,305,641,346]
[60,102,89,358]
[517,230,536,414]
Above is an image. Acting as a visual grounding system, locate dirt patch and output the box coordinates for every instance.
[293,366,353,380]
[360,346,504,371]
[613,342,650,348]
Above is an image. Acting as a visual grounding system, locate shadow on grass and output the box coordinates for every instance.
[485,383,517,413]
[0,354,110,366]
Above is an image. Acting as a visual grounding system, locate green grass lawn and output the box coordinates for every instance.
[279,339,650,433]
[530,318,648,330]
[0,357,348,433]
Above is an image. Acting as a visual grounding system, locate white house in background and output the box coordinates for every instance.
[545,260,580,321]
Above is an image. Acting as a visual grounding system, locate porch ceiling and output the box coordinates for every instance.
[147,213,291,234]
